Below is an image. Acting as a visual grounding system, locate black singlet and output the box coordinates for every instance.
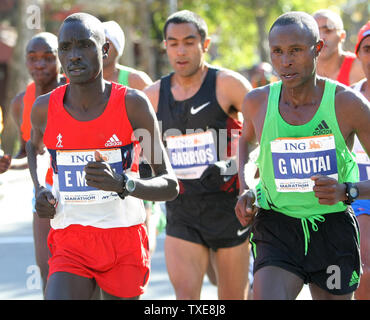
[157,66,241,196]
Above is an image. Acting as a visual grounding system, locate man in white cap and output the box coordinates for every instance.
[102,20,152,90]
[103,21,162,256]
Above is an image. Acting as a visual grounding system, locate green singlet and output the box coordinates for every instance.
[255,79,359,254]
[117,67,130,86]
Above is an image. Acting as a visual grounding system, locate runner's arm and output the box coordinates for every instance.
[26,94,56,218]
[143,80,161,113]
[84,88,179,201]
[125,88,179,201]
[129,70,153,91]
[216,69,252,113]
[9,93,29,169]
[0,153,11,173]
[312,89,370,202]
[235,90,263,226]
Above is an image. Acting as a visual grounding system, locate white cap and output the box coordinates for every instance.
[102,21,125,57]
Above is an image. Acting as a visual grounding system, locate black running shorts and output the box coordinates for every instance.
[250,207,361,295]
[165,193,249,251]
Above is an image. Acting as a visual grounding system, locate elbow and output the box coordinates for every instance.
[168,178,179,201]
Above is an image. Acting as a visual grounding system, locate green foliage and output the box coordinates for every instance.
[41,0,369,74]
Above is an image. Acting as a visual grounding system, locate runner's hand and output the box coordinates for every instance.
[84,150,123,193]
[235,189,257,227]
[200,160,233,191]
[311,174,346,205]
[0,154,11,173]
[35,186,56,219]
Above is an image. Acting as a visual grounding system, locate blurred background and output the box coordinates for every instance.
[0,0,369,160]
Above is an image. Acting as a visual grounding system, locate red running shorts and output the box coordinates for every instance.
[47,223,150,298]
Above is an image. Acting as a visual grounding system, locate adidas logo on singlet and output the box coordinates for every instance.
[105,134,122,147]
[313,120,332,136]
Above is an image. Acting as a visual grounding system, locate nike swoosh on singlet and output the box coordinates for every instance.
[237,226,251,237]
[190,101,211,115]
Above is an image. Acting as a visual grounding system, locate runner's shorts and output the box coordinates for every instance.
[250,207,361,295]
[352,199,370,217]
[47,223,150,298]
[166,193,249,251]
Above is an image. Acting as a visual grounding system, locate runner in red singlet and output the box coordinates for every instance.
[313,9,365,86]
[9,32,67,295]
[26,13,178,300]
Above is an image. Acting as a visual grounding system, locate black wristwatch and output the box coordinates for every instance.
[117,174,136,199]
[343,182,359,205]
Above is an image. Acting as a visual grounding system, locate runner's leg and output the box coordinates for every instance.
[165,235,209,299]
[32,214,50,295]
[45,272,97,300]
[206,250,217,286]
[354,214,370,300]
[214,240,250,299]
[309,283,353,300]
[253,266,304,300]
[100,290,140,300]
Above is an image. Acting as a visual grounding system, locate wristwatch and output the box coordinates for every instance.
[343,182,359,205]
[117,174,136,199]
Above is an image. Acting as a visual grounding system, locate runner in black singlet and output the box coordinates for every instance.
[144,10,252,300]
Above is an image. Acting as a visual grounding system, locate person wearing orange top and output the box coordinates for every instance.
[10,32,67,295]
[313,9,365,86]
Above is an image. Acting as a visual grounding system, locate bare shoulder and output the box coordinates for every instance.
[217,67,252,91]
[215,67,252,113]
[128,69,153,90]
[125,87,156,129]
[10,91,26,123]
[11,91,25,105]
[10,91,25,112]
[143,79,161,112]
[30,92,51,128]
[334,83,370,138]
[242,85,270,118]
[335,83,369,112]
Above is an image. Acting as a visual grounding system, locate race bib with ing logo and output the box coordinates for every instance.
[271,135,338,192]
[166,131,217,180]
[56,148,123,204]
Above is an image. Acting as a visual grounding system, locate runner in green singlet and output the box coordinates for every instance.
[235,11,370,300]
[102,20,152,90]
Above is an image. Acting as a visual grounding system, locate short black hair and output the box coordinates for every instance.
[269,11,320,44]
[59,12,105,45]
[163,10,208,43]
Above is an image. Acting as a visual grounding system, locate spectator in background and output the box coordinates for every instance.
[351,20,370,300]
[313,9,365,86]
[102,20,152,90]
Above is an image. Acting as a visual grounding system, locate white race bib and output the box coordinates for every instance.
[166,131,217,179]
[271,135,338,192]
[353,135,370,181]
[56,148,123,204]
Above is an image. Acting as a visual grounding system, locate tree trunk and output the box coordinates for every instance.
[138,0,155,79]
